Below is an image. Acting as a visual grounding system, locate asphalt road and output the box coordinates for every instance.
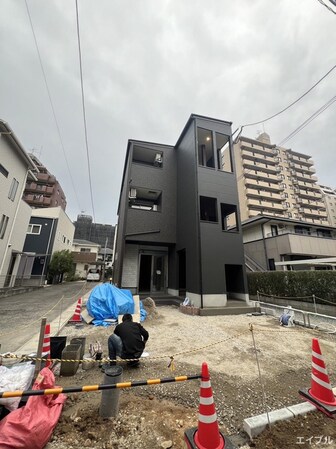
[0,282,97,354]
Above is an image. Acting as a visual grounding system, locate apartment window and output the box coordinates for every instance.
[36,184,42,190]
[200,196,218,222]
[62,235,66,243]
[317,229,332,238]
[284,193,288,198]
[221,203,238,231]
[0,164,9,178]
[0,215,9,239]
[288,212,292,218]
[294,225,311,235]
[27,224,42,235]
[271,225,278,236]
[216,132,232,172]
[80,248,91,253]
[197,128,214,168]
[8,178,19,201]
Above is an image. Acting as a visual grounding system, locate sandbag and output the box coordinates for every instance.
[0,367,66,449]
[0,362,34,411]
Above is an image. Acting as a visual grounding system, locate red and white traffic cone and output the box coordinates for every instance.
[299,338,336,417]
[42,323,51,368]
[184,362,233,449]
[68,298,82,323]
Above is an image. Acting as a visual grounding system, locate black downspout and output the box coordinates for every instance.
[261,220,270,270]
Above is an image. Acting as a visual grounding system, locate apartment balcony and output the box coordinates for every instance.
[287,152,313,166]
[294,172,318,183]
[25,182,38,192]
[296,198,325,209]
[297,180,320,191]
[249,208,285,218]
[43,197,52,205]
[303,208,328,217]
[244,169,280,183]
[245,188,283,201]
[242,160,279,175]
[241,149,277,165]
[247,198,285,212]
[245,179,281,193]
[240,143,275,157]
[37,173,56,184]
[298,189,323,200]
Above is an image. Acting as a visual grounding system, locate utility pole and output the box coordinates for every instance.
[102,237,108,280]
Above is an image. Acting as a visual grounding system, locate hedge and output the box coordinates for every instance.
[247,271,336,304]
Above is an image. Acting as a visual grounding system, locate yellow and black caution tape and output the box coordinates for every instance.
[0,374,201,399]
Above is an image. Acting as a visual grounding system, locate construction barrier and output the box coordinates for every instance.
[184,362,233,449]
[68,298,82,323]
[299,338,336,417]
[0,374,201,399]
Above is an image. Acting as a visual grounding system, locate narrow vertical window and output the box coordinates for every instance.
[197,128,214,168]
[216,133,232,172]
[200,196,218,222]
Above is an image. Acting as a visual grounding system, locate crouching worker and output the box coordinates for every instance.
[108,314,149,367]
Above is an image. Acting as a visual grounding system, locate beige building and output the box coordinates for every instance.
[232,133,328,226]
[72,239,100,279]
[242,215,336,271]
[319,185,336,227]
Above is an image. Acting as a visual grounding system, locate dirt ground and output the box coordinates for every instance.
[44,303,336,449]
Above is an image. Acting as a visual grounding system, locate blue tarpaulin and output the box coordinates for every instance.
[87,283,147,326]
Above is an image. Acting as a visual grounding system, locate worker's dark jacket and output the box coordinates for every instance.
[114,321,149,358]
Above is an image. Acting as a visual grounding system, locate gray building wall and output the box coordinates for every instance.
[176,121,201,294]
[125,142,176,244]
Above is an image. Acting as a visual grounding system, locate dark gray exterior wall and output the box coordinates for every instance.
[194,116,248,295]
[23,217,57,276]
[176,122,201,294]
[114,146,132,286]
[114,141,176,287]
[125,142,176,244]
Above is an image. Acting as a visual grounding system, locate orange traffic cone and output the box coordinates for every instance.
[42,323,51,368]
[69,298,82,323]
[299,338,336,417]
[184,362,233,449]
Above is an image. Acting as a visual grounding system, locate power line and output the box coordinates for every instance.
[241,62,336,128]
[278,94,336,146]
[317,0,336,15]
[24,0,82,212]
[75,0,96,223]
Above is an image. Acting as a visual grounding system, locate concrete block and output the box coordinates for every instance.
[287,402,316,416]
[243,407,294,439]
[81,308,94,324]
[60,344,81,376]
[70,337,86,360]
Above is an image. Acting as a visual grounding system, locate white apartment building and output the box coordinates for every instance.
[319,185,336,227]
[232,133,328,226]
[0,119,37,288]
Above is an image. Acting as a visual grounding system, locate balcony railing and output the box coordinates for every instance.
[265,229,335,239]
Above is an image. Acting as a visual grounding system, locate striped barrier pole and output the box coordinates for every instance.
[0,374,201,399]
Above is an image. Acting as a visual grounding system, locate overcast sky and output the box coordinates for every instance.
[1,0,335,225]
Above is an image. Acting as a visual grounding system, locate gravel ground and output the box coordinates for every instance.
[37,303,336,449]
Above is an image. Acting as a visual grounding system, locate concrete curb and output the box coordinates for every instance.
[16,289,93,356]
[243,401,316,439]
